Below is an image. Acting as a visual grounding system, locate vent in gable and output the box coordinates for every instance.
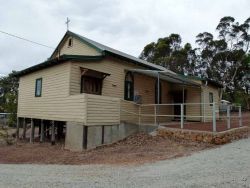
[68,37,73,47]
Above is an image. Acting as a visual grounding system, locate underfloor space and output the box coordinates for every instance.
[17,120,66,144]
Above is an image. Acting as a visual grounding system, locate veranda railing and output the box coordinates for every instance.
[120,101,243,132]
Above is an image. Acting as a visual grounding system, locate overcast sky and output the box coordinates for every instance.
[0,0,249,75]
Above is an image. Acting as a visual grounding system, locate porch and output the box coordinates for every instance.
[120,100,243,132]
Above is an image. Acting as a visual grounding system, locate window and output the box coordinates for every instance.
[209,92,213,106]
[35,78,42,97]
[81,76,102,95]
[155,81,162,104]
[124,72,134,101]
[68,38,73,47]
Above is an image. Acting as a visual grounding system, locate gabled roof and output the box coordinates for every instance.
[51,31,174,73]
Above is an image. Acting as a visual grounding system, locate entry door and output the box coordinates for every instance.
[173,90,187,119]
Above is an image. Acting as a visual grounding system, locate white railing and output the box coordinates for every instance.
[221,104,243,129]
[120,101,243,132]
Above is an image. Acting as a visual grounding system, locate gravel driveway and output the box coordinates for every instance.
[0,138,250,188]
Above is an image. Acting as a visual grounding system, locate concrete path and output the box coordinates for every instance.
[0,138,250,188]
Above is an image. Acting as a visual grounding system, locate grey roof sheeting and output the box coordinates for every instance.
[127,69,201,87]
[55,31,175,73]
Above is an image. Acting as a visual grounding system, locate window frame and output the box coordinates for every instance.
[124,72,134,101]
[209,92,213,106]
[80,75,103,95]
[35,78,42,97]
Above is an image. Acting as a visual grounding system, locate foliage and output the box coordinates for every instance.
[223,90,250,110]
[139,16,250,107]
[139,34,197,75]
[195,16,250,92]
[0,71,18,126]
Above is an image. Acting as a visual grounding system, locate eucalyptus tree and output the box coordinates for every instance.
[196,16,250,99]
[139,34,197,75]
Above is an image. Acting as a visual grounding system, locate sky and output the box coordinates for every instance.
[0,0,250,76]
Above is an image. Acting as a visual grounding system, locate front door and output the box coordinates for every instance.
[172,90,187,119]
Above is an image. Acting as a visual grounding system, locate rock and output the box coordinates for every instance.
[196,135,203,142]
[156,126,249,145]
[214,137,223,145]
[203,135,213,143]
[190,134,197,142]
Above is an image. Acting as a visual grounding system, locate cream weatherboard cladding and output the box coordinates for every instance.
[86,94,120,126]
[202,84,220,121]
[120,99,139,124]
[69,57,142,98]
[17,56,142,125]
[185,87,202,121]
[17,60,121,125]
[52,36,101,58]
[17,62,86,123]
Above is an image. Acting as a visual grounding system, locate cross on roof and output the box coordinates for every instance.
[65,17,70,31]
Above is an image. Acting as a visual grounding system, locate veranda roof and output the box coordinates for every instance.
[127,69,201,87]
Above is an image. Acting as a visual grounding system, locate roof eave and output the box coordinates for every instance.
[15,55,104,77]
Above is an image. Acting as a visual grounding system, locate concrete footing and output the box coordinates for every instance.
[86,123,140,149]
[65,122,84,151]
[65,122,152,151]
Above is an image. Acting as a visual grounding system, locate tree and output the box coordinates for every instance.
[139,16,250,108]
[139,34,197,75]
[0,71,19,126]
[195,16,250,100]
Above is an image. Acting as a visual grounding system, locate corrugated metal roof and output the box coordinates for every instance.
[67,31,174,72]
[127,69,201,87]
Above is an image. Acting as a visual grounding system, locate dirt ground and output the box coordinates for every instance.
[2,138,250,188]
[0,133,214,165]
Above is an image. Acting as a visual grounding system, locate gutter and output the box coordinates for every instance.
[14,55,105,77]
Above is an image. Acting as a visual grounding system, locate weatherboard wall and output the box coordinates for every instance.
[17,62,86,123]
[69,57,143,97]
[53,36,101,58]
[202,84,220,122]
